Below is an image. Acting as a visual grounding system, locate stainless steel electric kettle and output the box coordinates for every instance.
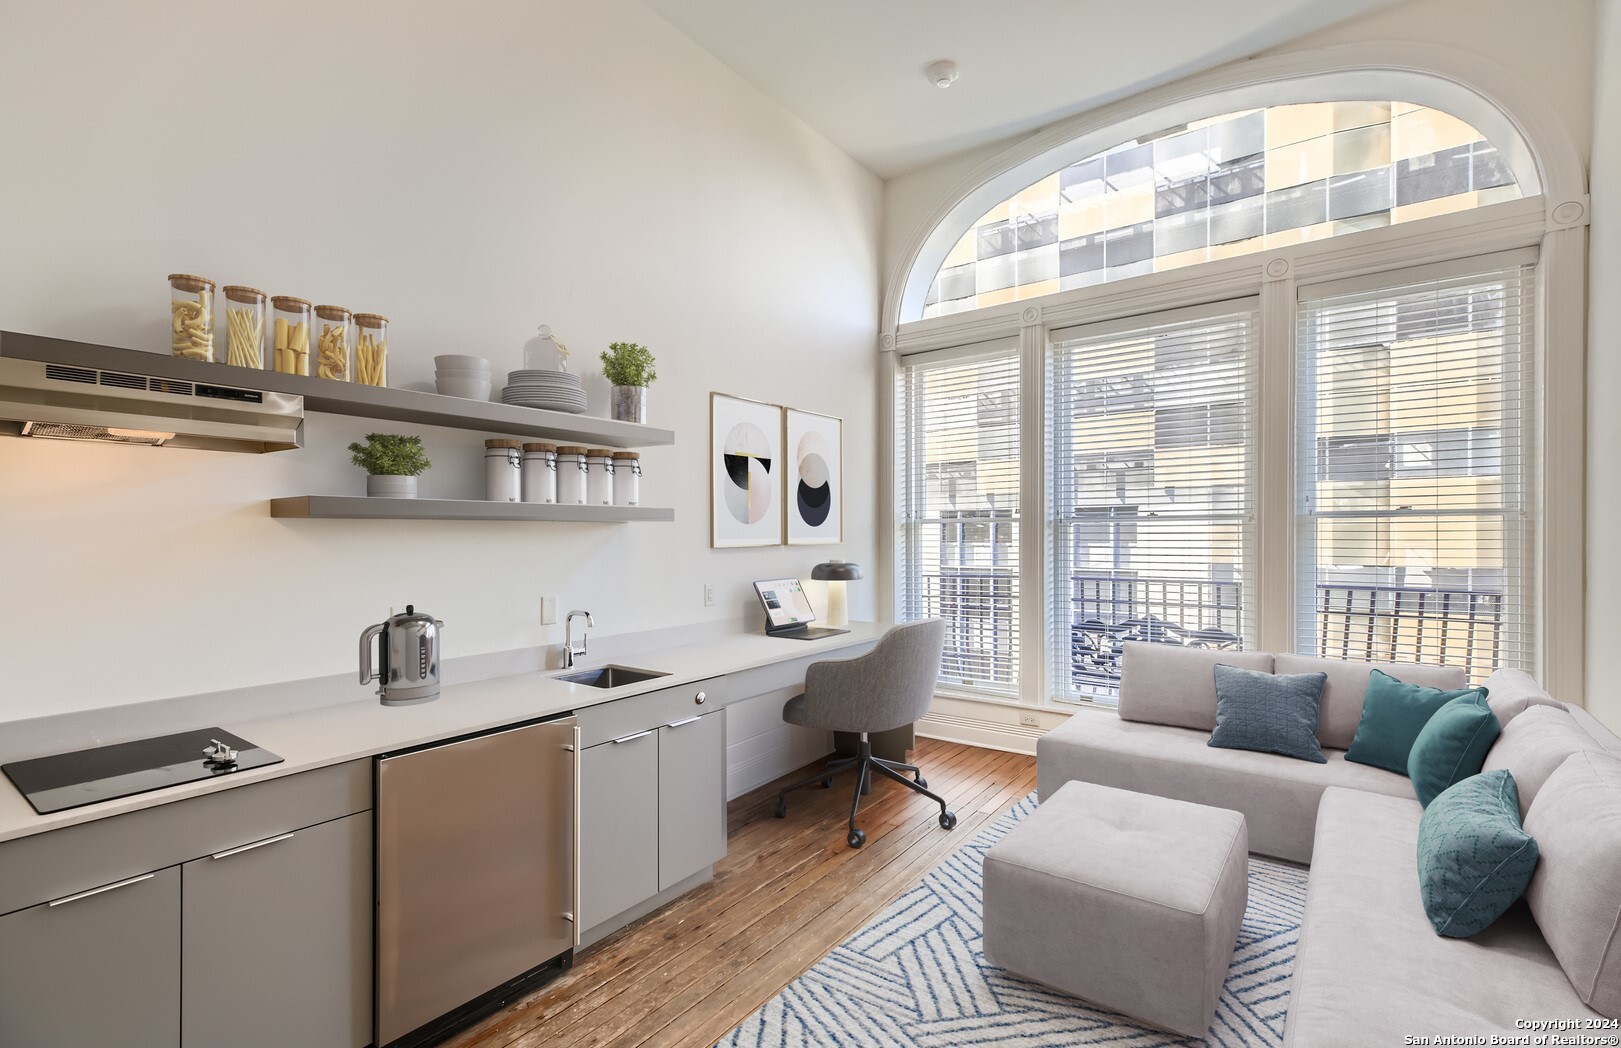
[360,605,445,706]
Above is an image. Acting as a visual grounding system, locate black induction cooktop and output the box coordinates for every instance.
[2,727,284,815]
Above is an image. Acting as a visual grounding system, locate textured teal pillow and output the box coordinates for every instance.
[1416,770,1539,937]
[1208,664,1328,763]
[1345,669,1487,775]
[1409,693,1503,807]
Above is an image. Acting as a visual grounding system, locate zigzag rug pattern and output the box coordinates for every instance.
[720,793,1308,1047]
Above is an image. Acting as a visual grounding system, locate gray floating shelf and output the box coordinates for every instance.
[0,331,674,449]
[270,496,674,523]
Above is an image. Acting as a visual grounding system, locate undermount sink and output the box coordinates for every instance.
[554,664,670,689]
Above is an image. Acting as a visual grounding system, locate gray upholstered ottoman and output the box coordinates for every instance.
[982,780,1249,1036]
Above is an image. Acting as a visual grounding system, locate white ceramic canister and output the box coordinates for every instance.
[585,449,614,507]
[555,446,588,505]
[612,451,641,507]
[521,442,557,504]
[484,439,522,502]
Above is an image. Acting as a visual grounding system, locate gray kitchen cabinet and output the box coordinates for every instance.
[181,811,373,1048]
[0,865,181,1048]
[657,708,728,891]
[579,730,660,930]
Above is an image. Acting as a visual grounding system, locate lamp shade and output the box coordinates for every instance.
[812,560,863,581]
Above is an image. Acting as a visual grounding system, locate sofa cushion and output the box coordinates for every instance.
[1117,643,1273,731]
[1481,667,1560,727]
[1416,770,1538,936]
[1282,788,1603,1046]
[1036,713,1410,863]
[1482,705,1610,819]
[1274,653,1467,751]
[1345,669,1486,776]
[1209,664,1327,763]
[1408,693,1502,807]
[1524,751,1621,1019]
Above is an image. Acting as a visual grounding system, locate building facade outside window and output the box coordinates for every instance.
[890,89,1571,708]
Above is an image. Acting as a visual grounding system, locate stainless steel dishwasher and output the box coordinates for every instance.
[375,713,580,1048]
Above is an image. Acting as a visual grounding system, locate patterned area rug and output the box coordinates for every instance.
[719,793,1308,1047]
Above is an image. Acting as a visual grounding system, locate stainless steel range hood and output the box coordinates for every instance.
[0,332,303,453]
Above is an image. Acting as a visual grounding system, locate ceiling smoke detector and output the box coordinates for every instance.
[926,60,959,89]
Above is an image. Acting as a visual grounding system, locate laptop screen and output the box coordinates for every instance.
[754,578,817,631]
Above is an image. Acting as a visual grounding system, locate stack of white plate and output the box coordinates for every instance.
[501,370,586,414]
[434,355,493,400]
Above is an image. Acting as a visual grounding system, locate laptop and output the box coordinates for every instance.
[753,578,849,640]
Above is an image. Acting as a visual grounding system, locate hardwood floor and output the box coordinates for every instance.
[447,738,1037,1048]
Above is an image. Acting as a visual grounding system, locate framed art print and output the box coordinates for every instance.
[784,407,842,544]
[711,393,784,548]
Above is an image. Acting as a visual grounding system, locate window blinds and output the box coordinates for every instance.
[1048,304,1258,705]
[895,343,1022,696]
[1295,260,1535,680]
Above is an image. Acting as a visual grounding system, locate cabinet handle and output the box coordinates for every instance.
[49,873,155,907]
[571,724,582,949]
[665,716,702,729]
[610,729,654,744]
[694,691,707,705]
[210,832,295,861]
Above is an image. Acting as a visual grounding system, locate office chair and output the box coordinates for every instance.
[774,618,957,848]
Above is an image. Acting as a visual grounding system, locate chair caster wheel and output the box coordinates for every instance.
[774,798,787,818]
[847,829,866,849]
[940,811,958,830]
[915,776,927,788]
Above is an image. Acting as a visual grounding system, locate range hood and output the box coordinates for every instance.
[0,332,303,453]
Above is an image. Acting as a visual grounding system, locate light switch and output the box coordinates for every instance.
[540,596,557,624]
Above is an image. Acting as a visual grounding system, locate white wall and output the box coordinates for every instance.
[1589,0,1621,731]
[0,0,882,721]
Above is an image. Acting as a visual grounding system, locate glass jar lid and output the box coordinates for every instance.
[270,295,312,310]
[611,451,641,459]
[522,442,558,453]
[222,285,267,303]
[354,312,389,327]
[314,304,353,321]
[485,439,522,449]
[168,273,215,293]
[555,445,588,456]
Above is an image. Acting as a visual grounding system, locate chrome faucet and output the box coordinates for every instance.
[564,610,594,668]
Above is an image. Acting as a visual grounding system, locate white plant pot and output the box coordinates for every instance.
[367,474,417,498]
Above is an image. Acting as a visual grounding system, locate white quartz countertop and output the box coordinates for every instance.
[0,622,889,844]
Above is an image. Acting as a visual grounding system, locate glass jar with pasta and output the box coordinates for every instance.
[270,296,312,376]
[313,305,353,382]
[354,313,388,387]
[168,274,216,363]
[220,286,266,369]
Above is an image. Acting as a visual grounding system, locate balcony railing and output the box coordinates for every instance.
[917,567,1503,703]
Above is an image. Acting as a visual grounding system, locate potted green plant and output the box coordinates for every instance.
[349,433,431,498]
[600,342,657,423]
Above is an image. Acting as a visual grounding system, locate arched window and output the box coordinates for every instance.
[922,103,1520,319]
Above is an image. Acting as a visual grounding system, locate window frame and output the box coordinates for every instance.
[882,192,1582,711]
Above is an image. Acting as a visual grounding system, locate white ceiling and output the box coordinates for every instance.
[641,0,1394,178]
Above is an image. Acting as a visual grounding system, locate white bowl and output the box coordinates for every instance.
[435,368,492,379]
[435,354,491,371]
[436,377,493,399]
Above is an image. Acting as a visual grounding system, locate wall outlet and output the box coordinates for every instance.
[1018,712,1041,728]
[703,584,717,608]
[540,596,557,625]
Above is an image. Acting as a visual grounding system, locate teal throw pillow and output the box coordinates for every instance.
[1408,693,1503,807]
[1208,664,1328,764]
[1416,770,1539,937]
[1345,669,1487,775]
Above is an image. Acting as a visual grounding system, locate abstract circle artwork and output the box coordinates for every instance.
[795,431,832,527]
[723,421,775,524]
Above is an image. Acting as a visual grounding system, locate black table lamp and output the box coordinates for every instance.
[812,559,863,626]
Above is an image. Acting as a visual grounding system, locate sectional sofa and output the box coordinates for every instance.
[1036,643,1621,1044]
